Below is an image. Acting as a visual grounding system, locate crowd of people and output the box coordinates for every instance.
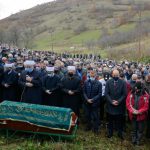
[0,47,150,145]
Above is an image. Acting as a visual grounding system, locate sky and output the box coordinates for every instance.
[0,0,54,19]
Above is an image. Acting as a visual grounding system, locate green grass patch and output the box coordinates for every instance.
[33,30,101,50]
[0,124,150,150]
[69,30,100,44]
[113,23,136,32]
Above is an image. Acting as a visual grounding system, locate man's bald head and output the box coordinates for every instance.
[112,70,120,77]
[132,74,138,81]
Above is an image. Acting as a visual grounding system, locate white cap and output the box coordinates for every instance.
[4,63,14,68]
[8,54,13,57]
[74,62,79,65]
[46,67,54,72]
[67,66,76,71]
[24,60,35,66]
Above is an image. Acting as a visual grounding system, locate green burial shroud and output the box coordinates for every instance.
[0,101,76,132]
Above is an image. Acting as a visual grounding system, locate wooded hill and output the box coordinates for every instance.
[0,0,150,59]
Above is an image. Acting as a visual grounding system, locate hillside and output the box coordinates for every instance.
[0,0,150,59]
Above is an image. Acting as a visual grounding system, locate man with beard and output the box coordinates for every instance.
[105,70,127,140]
[18,60,42,104]
[2,63,18,101]
[60,66,81,117]
[42,67,60,106]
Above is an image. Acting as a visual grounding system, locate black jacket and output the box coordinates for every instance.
[83,79,102,107]
[105,78,127,115]
[2,70,18,101]
[18,69,42,104]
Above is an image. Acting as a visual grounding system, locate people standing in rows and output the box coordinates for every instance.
[0,47,149,143]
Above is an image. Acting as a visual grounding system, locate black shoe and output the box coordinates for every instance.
[107,134,112,138]
[107,130,113,138]
[132,136,136,145]
[136,141,140,146]
[93,129,99,135]
[85,126,91,131]
[118,134,124,140]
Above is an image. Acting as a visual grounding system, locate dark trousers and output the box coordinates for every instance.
[108,114,123,136]
[0,86,3,102]
[100,96,106,121]
[146,109,150,138]
[131,119,145,143]
[84,104,100,131]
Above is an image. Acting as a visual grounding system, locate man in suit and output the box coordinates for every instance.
[105,70,127,139]
[83,70,102,134]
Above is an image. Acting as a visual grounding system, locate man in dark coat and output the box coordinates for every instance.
[2,63,18,101]
[42,67,60,106]
[60,66,81,117]
[15,60,25,101]
[38,61,47,79]
[83,70,102,134]
[105,70,127,139]
[18,60,42,104]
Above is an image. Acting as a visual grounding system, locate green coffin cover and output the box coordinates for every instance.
[0,101,74,131]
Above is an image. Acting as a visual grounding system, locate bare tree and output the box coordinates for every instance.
[8,26,20,46]
[0,30,5,44]
[49,27,55,51]
[21,28,34,49]
[74,22,88,34]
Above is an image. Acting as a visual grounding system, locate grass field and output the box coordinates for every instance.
[0,122,150,150]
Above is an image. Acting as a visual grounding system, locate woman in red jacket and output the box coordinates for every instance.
[126,82,149,145]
